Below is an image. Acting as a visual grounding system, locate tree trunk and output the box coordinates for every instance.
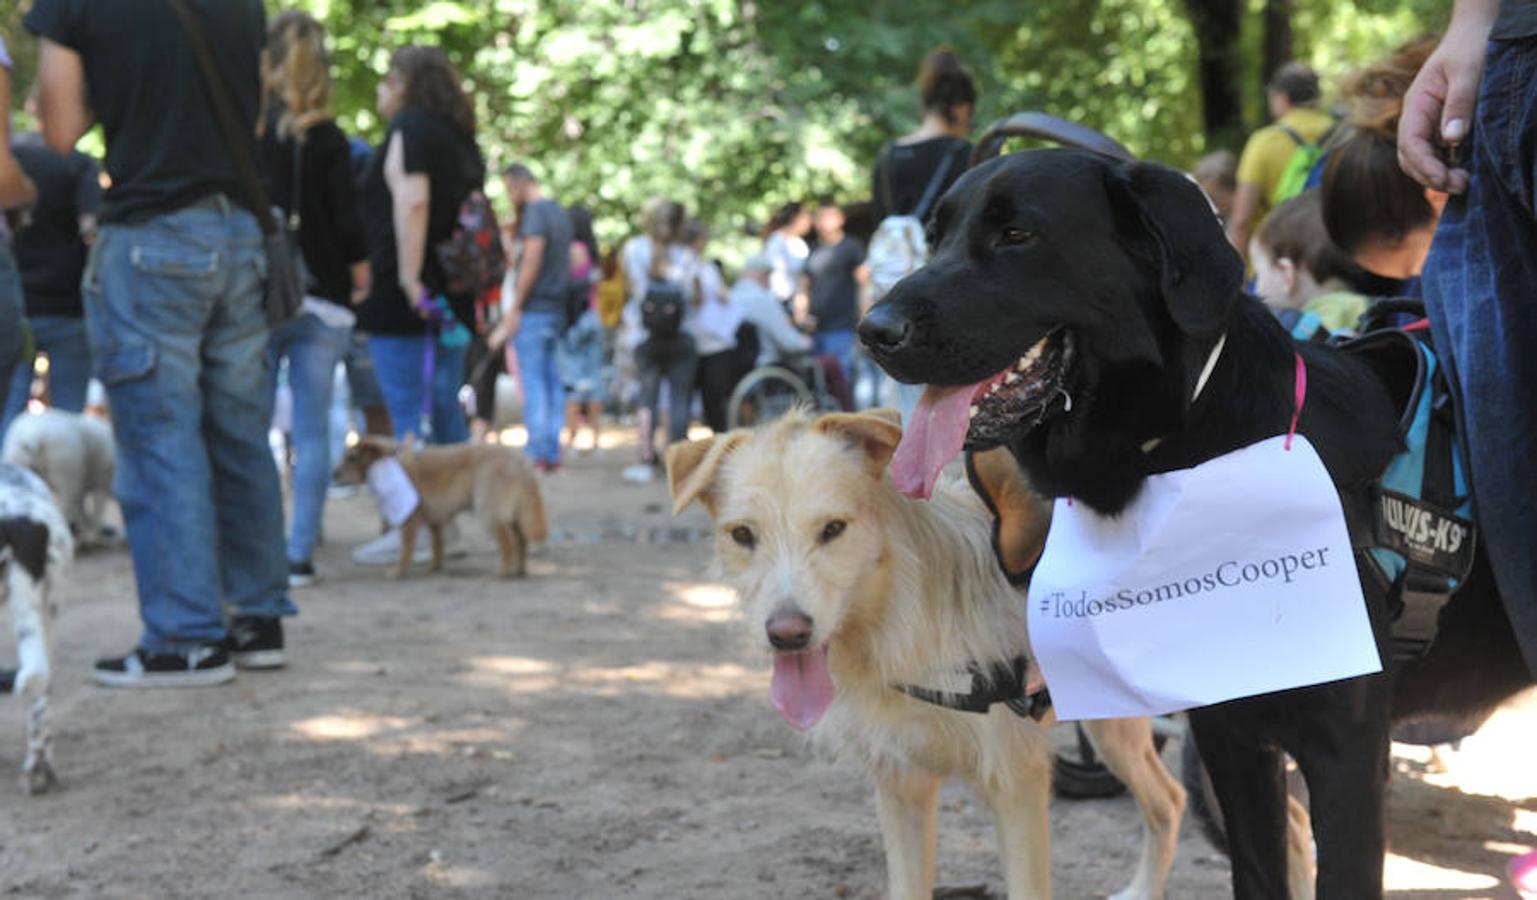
[1182,0,1246,151]
[1261,0,1295,106]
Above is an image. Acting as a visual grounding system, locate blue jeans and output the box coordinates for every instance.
[85,198,294,654]
[813,328,857,387]
[2,315,93,435]
[269,313,351,565]
[1422,37,1537,674]
[368,333,469,444]
[514,308,567,464]
[0,237,23,418]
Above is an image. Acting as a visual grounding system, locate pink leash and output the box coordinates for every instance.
[1285,352,1306,450]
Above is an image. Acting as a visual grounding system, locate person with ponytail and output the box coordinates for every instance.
[619,198,698,483]
[1318,37,1445,287]
[1400,0,1537,768]
[869,47,976,418]
[257,11,370,587]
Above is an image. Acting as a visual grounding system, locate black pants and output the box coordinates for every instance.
[465,334,505,422]
[635,334,698,457]
[696,347,753,433]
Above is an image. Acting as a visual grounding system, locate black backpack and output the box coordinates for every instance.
[640,279,686,339]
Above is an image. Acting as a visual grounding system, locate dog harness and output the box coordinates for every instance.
[893,655,1053,721]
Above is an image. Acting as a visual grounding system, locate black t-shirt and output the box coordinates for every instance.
[806,236,866,332]
[25,0,265,224]
[1494,0,1537,38]
[10,133,100,318]
[259,119,368,308]
[871,136,972,222]
[356,106,485,336]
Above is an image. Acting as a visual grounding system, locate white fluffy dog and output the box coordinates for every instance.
[2,409,116,544]
[0,462,73,794]
[668,409,1185,900]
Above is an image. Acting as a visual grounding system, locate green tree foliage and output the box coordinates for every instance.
[3,1,1439,247]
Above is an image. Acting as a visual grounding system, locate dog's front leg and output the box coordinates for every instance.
[872,765,941,900]
[9,568,57,794]
[986,757,1052,899]
[1187,708,1292,899]
[1081,717,1185,900]
[1286,698,1390,900]
[428,525,445,573]
[395,518,420,579]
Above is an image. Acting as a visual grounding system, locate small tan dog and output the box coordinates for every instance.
[334,437,547,578]
[667,409,1186,900]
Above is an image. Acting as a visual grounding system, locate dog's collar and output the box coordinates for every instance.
[1141,332,1228,455]
[893,656,1052,721]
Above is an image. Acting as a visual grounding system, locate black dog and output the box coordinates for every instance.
[860,148,1532,898]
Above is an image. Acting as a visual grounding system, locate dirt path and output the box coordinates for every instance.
[1,443,1532,898]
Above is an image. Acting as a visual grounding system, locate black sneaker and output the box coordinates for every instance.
[93,646,235,688]
[289,560,318,588]
[226,616,286,670]
[0,668,14,694]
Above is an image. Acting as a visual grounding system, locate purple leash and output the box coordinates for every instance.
[418,290,437,441]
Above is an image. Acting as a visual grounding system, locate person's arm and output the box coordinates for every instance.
[34,39,93,155]
[1398,0,1499,192]
[383,131,430,310]
[0,66,35,210]
[1224,182,1262,259]
[489,234,544,348]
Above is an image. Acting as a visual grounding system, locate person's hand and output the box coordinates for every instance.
[1398,18,1493,193]
[488,306,521,350]
[401,279,428,317]
[350,285,370,306]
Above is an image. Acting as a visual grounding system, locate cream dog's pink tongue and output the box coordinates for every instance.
[891,379,993,499]
[770,647,834,731]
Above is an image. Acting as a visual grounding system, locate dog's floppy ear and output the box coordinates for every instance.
[666,432,749,517]
[1111,160,1243,338]
[812,408,903,474]
[965,448,1051,585]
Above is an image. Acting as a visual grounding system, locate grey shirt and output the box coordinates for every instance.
[519,198,572,314]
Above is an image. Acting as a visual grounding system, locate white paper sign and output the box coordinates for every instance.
[1028,434,1381,721]
[366,457,420,528]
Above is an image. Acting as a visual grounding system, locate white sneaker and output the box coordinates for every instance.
[623,463,658,484]
[351,522,464,566]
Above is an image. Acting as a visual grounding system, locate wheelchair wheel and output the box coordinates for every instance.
[727,366,816,429]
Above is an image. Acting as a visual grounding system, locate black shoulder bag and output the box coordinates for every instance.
[165,0,305,326]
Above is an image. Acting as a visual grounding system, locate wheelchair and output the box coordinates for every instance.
[725,353,844,430]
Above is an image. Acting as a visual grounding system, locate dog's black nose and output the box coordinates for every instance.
[858,304,912,352]
[766,609,814,652]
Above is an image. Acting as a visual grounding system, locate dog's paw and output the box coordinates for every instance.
[20,757,57,795]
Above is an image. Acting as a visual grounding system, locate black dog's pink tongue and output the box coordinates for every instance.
[770,647,835,731]
[892,380,992,499]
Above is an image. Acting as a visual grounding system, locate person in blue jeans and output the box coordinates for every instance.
[2,116,99,435]
[801,199,866,404]
[1401,3,1537,890]
[1401,0,1537,683]
[257,12,371,587]
[488,163,573,471]
[0,38,38,401]
[30,0,293,688]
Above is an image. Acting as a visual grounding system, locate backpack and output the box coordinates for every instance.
[435,189,506,300]
[1334,300,1476,660]
[867,143,960,298]
[1271,122,1337,206]
[640,279,686,339]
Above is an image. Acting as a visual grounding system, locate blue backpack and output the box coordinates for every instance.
[1333,301,1476,659]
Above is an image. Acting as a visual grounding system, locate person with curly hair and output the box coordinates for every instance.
[350,46,488,566]
[257,11,370,587]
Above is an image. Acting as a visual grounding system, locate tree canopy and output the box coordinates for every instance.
[4,1,1440,249]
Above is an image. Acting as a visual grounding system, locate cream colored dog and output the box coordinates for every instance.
[2,409,116,545]
[667,409,1186,900]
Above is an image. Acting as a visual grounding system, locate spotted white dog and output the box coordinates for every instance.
[0,462,73,794]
